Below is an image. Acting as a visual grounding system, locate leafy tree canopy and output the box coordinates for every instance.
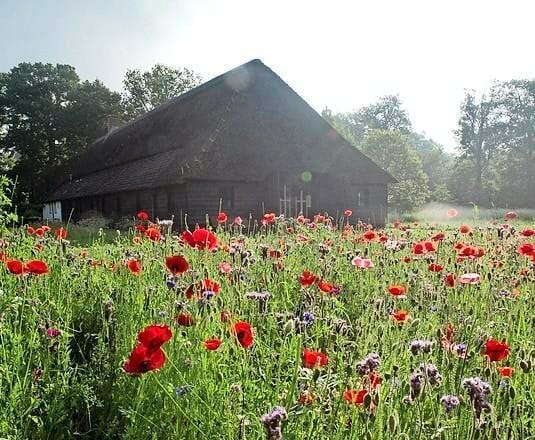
[0,62,122,204]
[122,64,201,120]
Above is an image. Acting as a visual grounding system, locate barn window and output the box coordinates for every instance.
[219,186,234,209]
[358,189,369,207]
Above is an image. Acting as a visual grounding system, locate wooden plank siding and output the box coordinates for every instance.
[57,177,387,228]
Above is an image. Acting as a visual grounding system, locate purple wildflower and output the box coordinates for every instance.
[410,339,434,355]
[357,353,381,376]
[440,394,461,412]
[462,377,492,419]
[260,406,288,440]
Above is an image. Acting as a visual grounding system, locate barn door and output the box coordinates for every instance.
[279,184,291,218]
[279,185,312,218]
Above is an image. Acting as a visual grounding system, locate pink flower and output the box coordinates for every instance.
[218,261,232,274]
[459,273,480,284]
[46,328,61,338]
[233,216,243,226]
[351,256,374,268]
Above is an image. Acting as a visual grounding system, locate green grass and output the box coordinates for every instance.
[0,218,533,439]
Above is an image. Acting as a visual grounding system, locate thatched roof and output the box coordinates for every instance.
[47,59,395,201]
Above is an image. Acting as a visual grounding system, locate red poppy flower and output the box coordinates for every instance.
[391,310,409,324]
[505,211,517,220]
[444,273,456,288]
[217,212,228,224]
[520,229,534,237]
[428,263,444,272]
[202,278,220,294]
[181,228,218,250]
[403,256,412,263]
[363,230,378,241]
[24,260,49,275]
[517,243,535,257]
[144,227,161,242]
[27,226,35,235]
[165,255,189,275]
[54,227,68,240]
[302,348,328,368]
[6,259,24,275]
[135,224,146,233]
[203,338,222,351]
[41,225,51,233]
[232,321,254,349]
[137,211,149,221]
[299,270,317,287]
[344,209,352,217]
[412,242,425,255]
[343,389,367,406]
[127,259,142,275]
[483,339,510,362]
[318,280,334,293]
[269,249,282,259]
[314,214,326,224]
[388,285,406,296]
[423,241,436,252]
[369,371,382,389]
[34,227,45,237]
[184,283,199,299]
[262,213,276,225]
[447,208,458,218]
[497,366,515,377]
[137,324,173,351]
[459,224,472,234]
[123,344,166,375]
[431,232,445,241]
[176,313,195,327]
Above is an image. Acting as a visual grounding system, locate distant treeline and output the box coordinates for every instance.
[322,82,534,212]
[0,62,533,216]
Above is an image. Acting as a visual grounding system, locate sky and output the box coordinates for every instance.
[1,0,534,151]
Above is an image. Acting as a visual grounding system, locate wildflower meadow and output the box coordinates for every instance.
[0,210,534,439]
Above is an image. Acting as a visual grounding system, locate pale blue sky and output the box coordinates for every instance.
[1,0,534,151]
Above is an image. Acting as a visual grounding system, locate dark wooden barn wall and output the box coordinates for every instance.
[58,179,387,228]
[184,180,265,227]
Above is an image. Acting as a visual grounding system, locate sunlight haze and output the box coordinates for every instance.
[1,0,534,150]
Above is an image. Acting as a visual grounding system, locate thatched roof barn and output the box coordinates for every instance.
[45,59,395,227]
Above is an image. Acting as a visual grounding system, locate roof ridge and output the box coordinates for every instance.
[95,59,264,142]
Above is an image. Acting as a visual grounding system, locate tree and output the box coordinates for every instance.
[322,95,412,147]
[0,63,122,204]
[408,133,453,202]
[454,90,505,205]
[322,107,366,146]
[122,64,201,119]
[362,130,430,211]
[492,80,535,207]
[358,95,412,134]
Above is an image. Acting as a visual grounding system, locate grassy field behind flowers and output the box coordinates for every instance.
[0,213,533,439]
